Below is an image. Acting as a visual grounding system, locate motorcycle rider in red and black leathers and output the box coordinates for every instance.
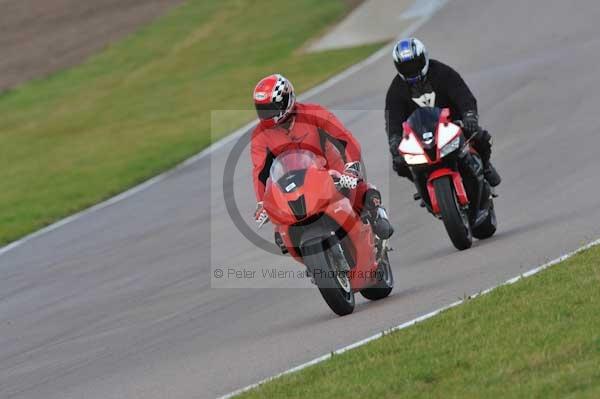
[386,38,501,186]
[250,74,393,252]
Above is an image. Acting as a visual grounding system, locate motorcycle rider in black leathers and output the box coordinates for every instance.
[385,38,501,187]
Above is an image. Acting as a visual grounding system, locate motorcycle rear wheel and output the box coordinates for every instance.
[434,177,473,250]
[472,200,497,239]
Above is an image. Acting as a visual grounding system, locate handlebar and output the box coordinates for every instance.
[453,119,481,145]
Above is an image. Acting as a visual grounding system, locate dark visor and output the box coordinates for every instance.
[256,102,284,120]
[398,53,426,79]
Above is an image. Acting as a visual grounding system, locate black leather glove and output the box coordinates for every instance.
[388,135,402,157]
[473,129,492,163]
[462,111,479,134]
[392,155,412,179]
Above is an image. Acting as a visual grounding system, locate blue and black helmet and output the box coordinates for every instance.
[392,38,429,84]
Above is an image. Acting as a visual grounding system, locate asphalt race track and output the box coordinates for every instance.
[2,1,600,398]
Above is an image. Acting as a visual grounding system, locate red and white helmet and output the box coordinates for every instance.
[253,74,296,128]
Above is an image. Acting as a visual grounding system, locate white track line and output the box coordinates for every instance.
[0,0,448,258]
[217,237,600,399]
[0,0,450,259]
[0,13,400,258]
[7,1,589,399]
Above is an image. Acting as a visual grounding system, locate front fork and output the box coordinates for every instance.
[413,153,489,222]
[426,168,469,215]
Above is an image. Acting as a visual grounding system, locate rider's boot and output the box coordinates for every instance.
[365,188,394,239]
[475,130,501,187]
[483,161,502,187]
[373,207,394,239]
[274,232,288,255]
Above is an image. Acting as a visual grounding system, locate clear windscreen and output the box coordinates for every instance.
[269,150,318,182]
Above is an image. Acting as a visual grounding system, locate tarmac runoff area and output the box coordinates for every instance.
[307,0,447,52]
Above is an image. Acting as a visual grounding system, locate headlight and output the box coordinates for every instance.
[404,154,428,165]
[440,137,461,158]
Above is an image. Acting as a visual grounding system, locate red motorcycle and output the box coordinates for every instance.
[398,107,497,250]
[261,149,393,316]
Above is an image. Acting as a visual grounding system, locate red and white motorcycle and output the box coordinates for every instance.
[398,107,497,250]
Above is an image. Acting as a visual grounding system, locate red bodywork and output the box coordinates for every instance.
[426,168,469,214]
[400,108,459,165]
[399,107,470,215]
[263,155,379,292]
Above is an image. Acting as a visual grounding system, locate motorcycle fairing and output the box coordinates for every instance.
[426,168,469,214]
[399,108,462,165]
[437,123,461,149]
[264,150,379,292]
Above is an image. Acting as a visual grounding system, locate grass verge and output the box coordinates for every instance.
[238,244,600,399]
[0,0,383,245]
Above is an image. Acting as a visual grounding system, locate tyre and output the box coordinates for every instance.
[360,251,394,301]
[472,200,497,239]
[302,240,355,316]
[433,177,473,250]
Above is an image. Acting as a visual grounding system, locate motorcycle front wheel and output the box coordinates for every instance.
[433,177,473,250]
[302,239,355,316]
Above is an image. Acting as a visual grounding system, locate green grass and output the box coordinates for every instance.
[0,0,382,245]
[239,245,600,399]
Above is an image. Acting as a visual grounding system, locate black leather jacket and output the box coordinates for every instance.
[385,59,477,156]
